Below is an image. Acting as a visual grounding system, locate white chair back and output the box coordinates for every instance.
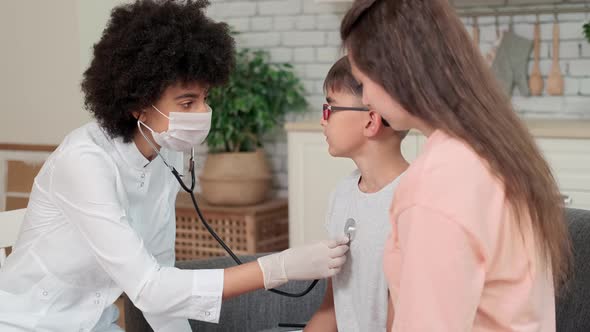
[0,208,26,267]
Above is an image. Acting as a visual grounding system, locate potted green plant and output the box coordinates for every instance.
[200,48,307,205]
[584,22,590,43]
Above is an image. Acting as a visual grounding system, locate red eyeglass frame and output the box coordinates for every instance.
[322,103,390,127]
[322,103,369,121]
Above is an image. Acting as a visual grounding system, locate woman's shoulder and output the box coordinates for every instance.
[413,130,495,183]
[395,130,505,213]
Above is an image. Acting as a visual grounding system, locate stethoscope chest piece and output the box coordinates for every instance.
[344,218,357,242]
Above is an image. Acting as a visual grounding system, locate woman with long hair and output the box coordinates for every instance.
[340,1,571,330]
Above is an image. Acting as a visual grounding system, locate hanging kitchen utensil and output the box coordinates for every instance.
[546,14,564,96]
[472,16,480,47]
[529,15,544,96]
[485,15,503,66]
[491,30,533,96]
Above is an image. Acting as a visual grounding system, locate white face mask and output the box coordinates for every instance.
[138,104,212,152]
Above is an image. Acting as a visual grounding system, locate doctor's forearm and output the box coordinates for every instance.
[222,261,265,299]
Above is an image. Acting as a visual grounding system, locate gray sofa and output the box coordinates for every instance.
[125,208,590,332]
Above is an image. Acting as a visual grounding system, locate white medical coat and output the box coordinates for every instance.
[0,122,223,332]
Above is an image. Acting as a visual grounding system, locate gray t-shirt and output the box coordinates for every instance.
[325,169,402,332]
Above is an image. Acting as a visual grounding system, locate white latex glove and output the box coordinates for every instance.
[257,236,350,290]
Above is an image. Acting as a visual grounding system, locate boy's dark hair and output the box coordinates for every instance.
[323,56,362,97]
[324,56,408,139]
[81,0,235,142]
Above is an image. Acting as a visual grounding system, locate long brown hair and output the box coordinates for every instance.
[341,0,571,289]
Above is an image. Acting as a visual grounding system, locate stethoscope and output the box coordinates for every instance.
[137,111,360,299]
[136,115,321,298]
[154,146,320,298]
[155,145,359,328]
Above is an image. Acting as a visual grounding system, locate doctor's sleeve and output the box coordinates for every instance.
[49,148,223,323]
[143,216,192,332]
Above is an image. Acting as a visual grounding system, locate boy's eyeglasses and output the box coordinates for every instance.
[322,103,390,127]
[322,104,369,121]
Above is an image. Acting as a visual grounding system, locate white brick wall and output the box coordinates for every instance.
[570,59,590,76]
[295,15,316,30]
[294,47,315,63]
[282,31,326,46]
[206,2,256,18]
[250,17,273,31]
[258,0,302,16]
[269,47,293,62]
[316,46,342,63]
[274,16,296,31]
[203,0,590,196]
[224,17,249,31]
[236,32,281,47]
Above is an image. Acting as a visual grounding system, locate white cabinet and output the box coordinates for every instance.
[287,132,355,246]
[287,126,590,246]
[537,138,590,211]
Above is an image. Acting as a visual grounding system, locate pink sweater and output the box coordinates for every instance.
[383,130,555,332]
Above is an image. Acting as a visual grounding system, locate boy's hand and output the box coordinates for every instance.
[257,237,349,289]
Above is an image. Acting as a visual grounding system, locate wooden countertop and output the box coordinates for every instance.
[285,118,590,139]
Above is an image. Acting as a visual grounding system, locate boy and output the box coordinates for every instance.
[305,57,409,332]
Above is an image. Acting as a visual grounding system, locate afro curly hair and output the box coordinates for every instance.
[81,0,235,142]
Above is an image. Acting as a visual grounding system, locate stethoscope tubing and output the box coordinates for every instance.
[169,149,319,298]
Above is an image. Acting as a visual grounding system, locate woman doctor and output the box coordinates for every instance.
[0,1,349,331]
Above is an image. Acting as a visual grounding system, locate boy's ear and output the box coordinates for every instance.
[364,111,385,136]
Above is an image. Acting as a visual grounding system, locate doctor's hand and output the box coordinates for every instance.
[257,236,349,290]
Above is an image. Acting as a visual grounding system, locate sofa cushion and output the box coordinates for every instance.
[556,208,590,332]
